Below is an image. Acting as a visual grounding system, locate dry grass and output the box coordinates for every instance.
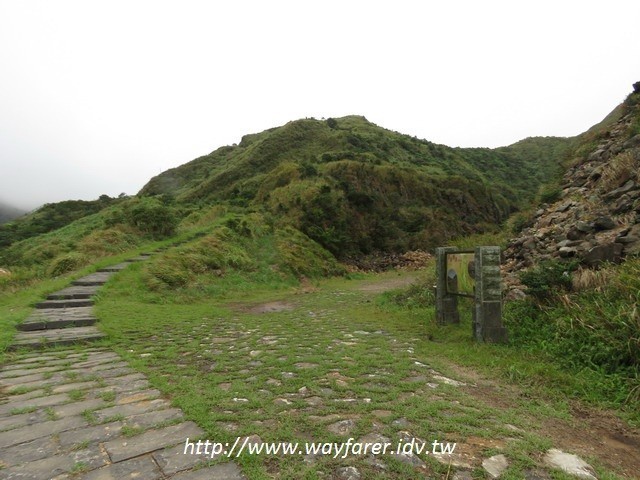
[571,266,617,293]
[599,152,636,192]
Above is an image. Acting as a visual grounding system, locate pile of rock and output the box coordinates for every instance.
[346,250,432,272]
[503,85,640,298]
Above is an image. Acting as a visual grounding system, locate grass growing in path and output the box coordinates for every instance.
[93,267,632,479]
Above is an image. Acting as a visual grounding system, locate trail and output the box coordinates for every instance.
[3,268,639,479]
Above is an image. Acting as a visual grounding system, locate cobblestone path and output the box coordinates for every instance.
[0,348,245,479]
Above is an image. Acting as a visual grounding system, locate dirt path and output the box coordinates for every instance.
[355,273,422,293]
[444,362,640,478]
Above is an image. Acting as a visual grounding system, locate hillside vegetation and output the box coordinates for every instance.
[1,88,640,457]
[0,116,571,290]
[499,84,640,410]
[0,195,123,248]
[140,116,570,256]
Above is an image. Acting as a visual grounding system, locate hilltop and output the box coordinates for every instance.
[140,115,570,256]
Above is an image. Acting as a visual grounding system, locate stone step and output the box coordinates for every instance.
[18,316,97,331]
[125,255,152,262]
[97,262,131,273]
[19,307,96,332]
[46,286,99,300]
[72,272,114,286]
[9,327,106,351]
[36,298,94,309]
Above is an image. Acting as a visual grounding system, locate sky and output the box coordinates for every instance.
[1,1,639,210]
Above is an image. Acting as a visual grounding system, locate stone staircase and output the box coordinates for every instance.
[10,254,152,351]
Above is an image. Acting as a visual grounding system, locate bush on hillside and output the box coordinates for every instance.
[47,252,89,277]
[0,197,121,249]
[509,210,535,234]
[538,183,562,204]
[121,197,178,238]
[143,227,254,291]
[506,258,640,404]
[520,259,577,302]
[78,226,140,256]
[275,227,344,278]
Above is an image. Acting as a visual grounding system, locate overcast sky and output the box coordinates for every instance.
[1,0,639,210]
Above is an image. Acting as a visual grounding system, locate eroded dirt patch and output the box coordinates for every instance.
[446,361,640,478]
[541,404,640,478]
[232,301,296,314]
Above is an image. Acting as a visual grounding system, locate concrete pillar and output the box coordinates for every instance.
[474,246,507,343]
[435,247,459,325]
[444,269,460,324]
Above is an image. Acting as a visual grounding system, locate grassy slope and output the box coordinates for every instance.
[139,116,571,256]
[0,117,571,291]
[0,196,123,248]
[141,116,569,206]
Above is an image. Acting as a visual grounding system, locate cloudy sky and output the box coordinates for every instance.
[1,0,638,210]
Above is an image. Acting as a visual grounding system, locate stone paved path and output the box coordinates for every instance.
[2,246,247,478]
[0,348,246,479]
[10,256,152,350]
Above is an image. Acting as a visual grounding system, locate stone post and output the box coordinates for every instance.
[474,246,507,343]
[435,247,459,325]
[445,269,460,324]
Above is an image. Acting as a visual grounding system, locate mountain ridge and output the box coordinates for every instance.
[139,115,571,256]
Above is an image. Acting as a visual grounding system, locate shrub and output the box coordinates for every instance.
[123,198,178,238]
[384,276,436,309]
[506,258,640,407]
[519,259,577,302]
[144,258,194,290]
[143,226,255,291]
[538,183,562,204]
[78,227,139,256]
[47,252,88,277]
[510,210,535,234]
[275,227,344,278]
[599,152,636,192]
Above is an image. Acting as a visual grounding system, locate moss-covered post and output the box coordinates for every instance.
[435,247,459,325]
[474,246,507,343]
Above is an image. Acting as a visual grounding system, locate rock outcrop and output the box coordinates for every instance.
[503,84,640,298]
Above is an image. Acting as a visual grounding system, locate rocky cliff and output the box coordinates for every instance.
[504,82,640,298]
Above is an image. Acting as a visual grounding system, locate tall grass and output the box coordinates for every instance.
[506,258,640,410]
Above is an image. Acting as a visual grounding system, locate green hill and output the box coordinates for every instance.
[0,195,123,249]
[0,116,571,291]
[140,116,570,256]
